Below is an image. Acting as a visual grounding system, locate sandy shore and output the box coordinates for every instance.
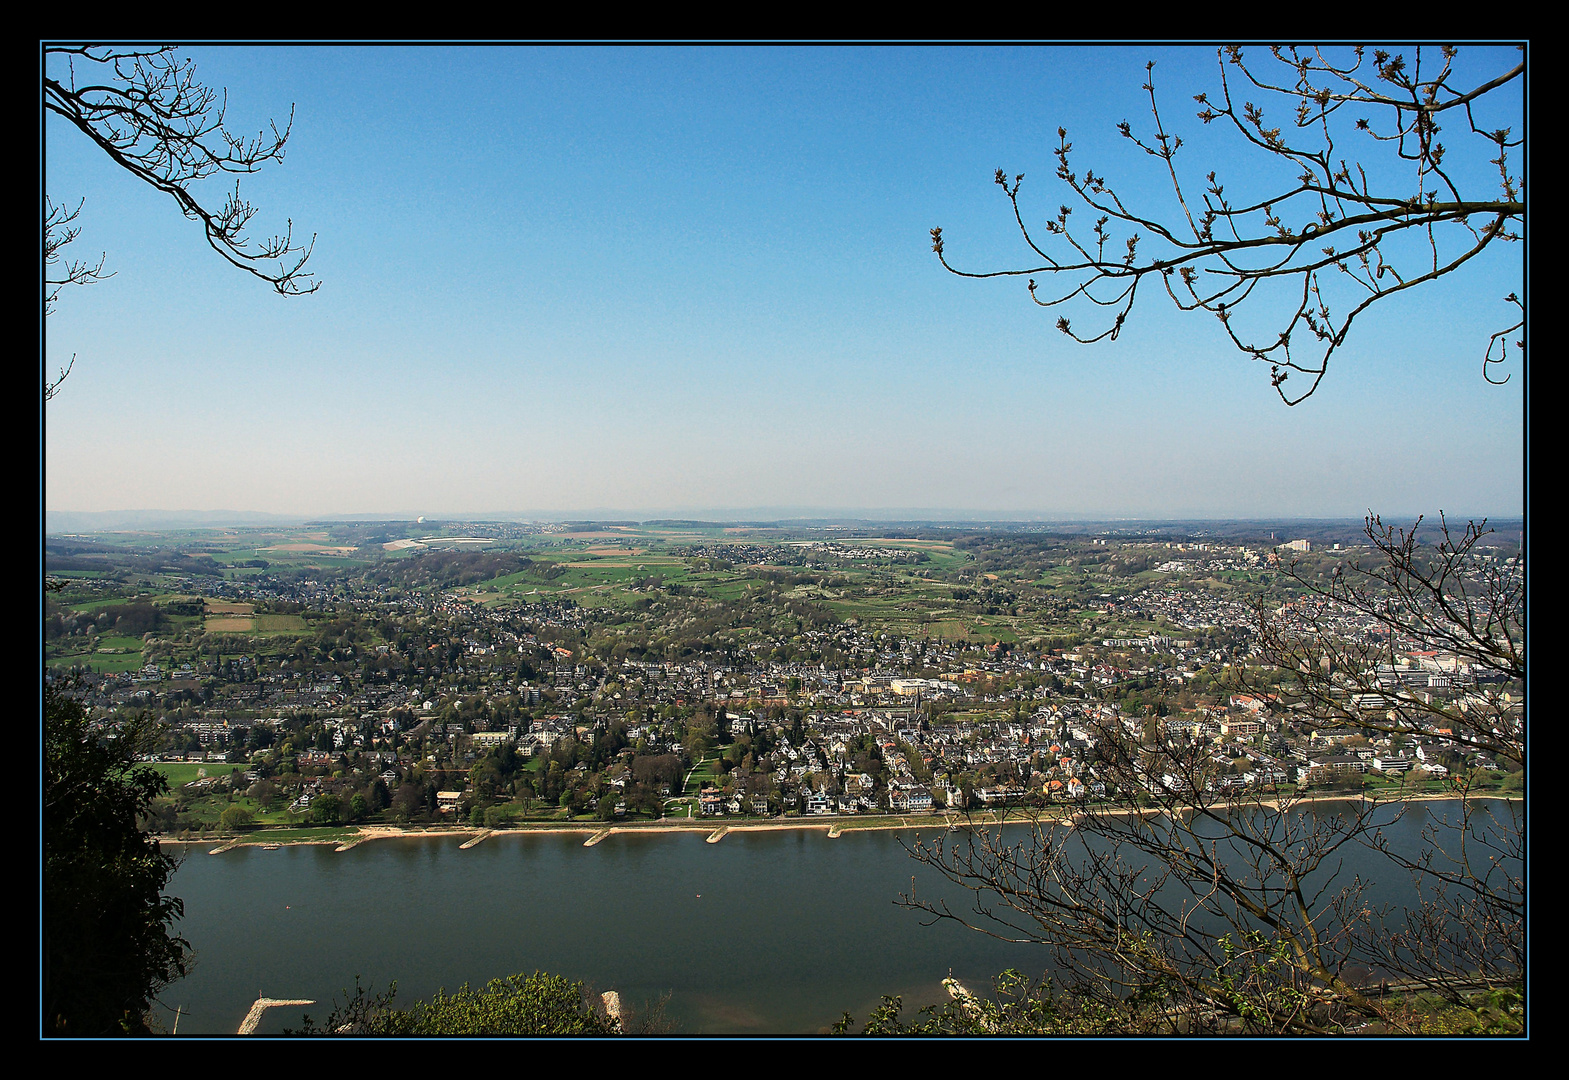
[167,790,1518,851]
[170,815,952,850]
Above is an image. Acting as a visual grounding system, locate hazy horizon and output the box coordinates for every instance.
[45,507,1523,536]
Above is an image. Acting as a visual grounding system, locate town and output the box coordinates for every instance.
[44,517,1523,836]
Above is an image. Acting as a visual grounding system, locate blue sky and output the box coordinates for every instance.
[43,44,1525,520]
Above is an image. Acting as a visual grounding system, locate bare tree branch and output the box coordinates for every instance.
[44,197,112,317]
[44,45,319,300]
[932,45,1524,405]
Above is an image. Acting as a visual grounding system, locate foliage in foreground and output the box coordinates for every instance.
[1382,987,1524,1035]
[288,972,636,1035]
[43,681,190,1035]
[834,971,1124,1035]
[832,966,1320,1035]
[833,970,1525,1036]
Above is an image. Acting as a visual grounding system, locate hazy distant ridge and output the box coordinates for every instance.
[45,510,312,533]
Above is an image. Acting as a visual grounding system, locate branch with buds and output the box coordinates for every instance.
[933,46,1523,405]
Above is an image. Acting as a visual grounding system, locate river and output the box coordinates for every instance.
[162,799,1508,1034]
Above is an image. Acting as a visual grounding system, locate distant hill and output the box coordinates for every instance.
[45,510,310,534]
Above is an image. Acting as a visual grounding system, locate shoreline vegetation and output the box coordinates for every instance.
[169,790,1516,851]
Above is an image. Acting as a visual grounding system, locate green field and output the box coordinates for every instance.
[232,826,356,844]
[47,522,1258,658]
[48,651,140,673]
[253,614,311,633]
[147,761,241,788]
[433,536,1090,643]
[57,594,143,612]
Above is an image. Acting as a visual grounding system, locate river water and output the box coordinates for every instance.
[162,799,1507,1034]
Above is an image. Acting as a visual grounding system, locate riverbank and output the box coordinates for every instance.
[163,789,1518,851]
[170,816,945,850]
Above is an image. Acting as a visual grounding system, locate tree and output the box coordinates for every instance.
[44,44,318,399]
[289,972,628,1035]
[931,46,1523,405]
[43,683,190,1034]
[900,514,1522,1034]
[1260,515,1522,1005]
[310,792,343,824]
